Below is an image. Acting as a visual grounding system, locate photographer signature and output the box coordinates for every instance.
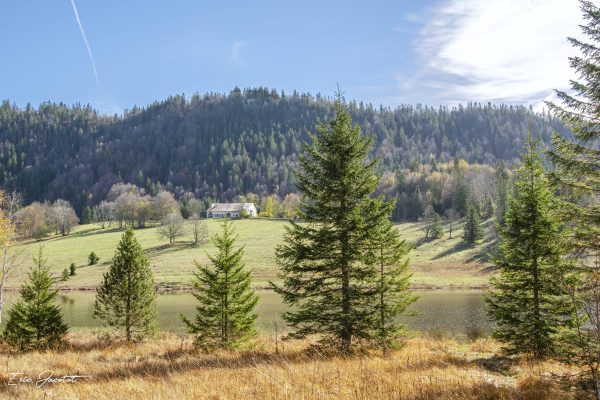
[7,371,91,388]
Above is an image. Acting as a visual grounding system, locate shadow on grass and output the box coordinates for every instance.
[432,241,472,260]
[144,242,193,258]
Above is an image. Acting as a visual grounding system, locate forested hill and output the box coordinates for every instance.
[0,87,568,213]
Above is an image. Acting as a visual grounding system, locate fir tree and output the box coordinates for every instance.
[273,96,411,352]
[182,219,258,349]
[94,229,158,341]
[453,159,470,216]
[366,199,416,353]
[463,204,482,244]
[88,251,99,265]
[546,1,600,254]
[69,263,76,276]
[61,268,69,281]
[546,2,600,393]
[3,247,68,351]
[486,135,576,359]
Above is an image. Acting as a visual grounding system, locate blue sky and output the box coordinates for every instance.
[0,0,582,114]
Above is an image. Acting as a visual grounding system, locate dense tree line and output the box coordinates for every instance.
[0,90,568,216]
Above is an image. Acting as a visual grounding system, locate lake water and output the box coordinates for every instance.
[1,290,492,340]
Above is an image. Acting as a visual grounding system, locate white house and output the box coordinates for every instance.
[206,203,257,219]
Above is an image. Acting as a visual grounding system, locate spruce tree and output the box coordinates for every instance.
[546,0,600,253]
[486,135,576,359]
[94,229,158,341]
[367,199,416,353]
[463,204,482,244]
[546,2,600,392]
[182,219,258,349]
[3,247,68,351]
[273,96,412,352]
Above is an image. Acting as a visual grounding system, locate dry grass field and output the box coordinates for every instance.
[0,333,586,400]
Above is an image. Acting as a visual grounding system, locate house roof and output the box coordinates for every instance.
[207,203,254,213]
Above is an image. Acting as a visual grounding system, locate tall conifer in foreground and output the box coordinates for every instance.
[3,247,68,351]
[94,229,158,341]
[546,2,600,395]
[182,219,258,349]
[546,0,600,253]
[486,135,576,359]
[273,96,413,352]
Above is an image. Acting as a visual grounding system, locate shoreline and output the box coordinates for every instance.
[2,283,491,292]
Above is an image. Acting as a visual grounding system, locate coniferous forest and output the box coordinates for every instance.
[0,92,568,216]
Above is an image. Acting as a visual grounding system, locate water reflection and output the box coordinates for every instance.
[2,289,493,340]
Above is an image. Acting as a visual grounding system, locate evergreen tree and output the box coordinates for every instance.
[366,199,416,353]
[182,219,258,349]
[88,251,99,265]
[3,247,68,351]
[94,229,158,341]
[61,268,69,282]
[546,2,600,393]
[486,135,576,359]
[453,159,470,216]
[69,263,76,276]
[547,1,600,254]
[273,97,411,352]
[463,204,482,244]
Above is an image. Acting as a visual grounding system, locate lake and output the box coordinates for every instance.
[1,289,493,340]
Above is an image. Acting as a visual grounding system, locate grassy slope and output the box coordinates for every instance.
[9,218,497,289]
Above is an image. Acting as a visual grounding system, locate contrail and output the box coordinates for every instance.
[69,0,100,86]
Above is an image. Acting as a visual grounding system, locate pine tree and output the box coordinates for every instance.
[94,229,158,341]
[273,96,411,352]
[486,134,576,359]
[366,199,416,353]
[182,219,258,349]
[463,204,482,244]
[3,247,68,351]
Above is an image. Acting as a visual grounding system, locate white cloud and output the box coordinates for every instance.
[231,40,249,68]
[403,0,584,106]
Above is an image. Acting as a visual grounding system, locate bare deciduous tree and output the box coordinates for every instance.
[49,199,79,236]
[191,213,209,247]
[157,212,185,244]
[0,191,22,324]
[445,208,458,239]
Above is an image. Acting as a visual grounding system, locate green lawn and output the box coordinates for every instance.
[8,218,496,289]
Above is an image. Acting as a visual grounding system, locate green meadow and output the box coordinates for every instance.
[8,218,496,290]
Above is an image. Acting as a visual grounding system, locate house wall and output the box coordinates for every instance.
[207,211,239,218]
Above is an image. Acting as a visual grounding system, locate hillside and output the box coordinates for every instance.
[9,219,495,290]
[0,88,568,214]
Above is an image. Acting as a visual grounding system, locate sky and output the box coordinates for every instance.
[0,0,584,115]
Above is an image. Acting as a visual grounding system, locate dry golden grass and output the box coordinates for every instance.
[0,333,587,400]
